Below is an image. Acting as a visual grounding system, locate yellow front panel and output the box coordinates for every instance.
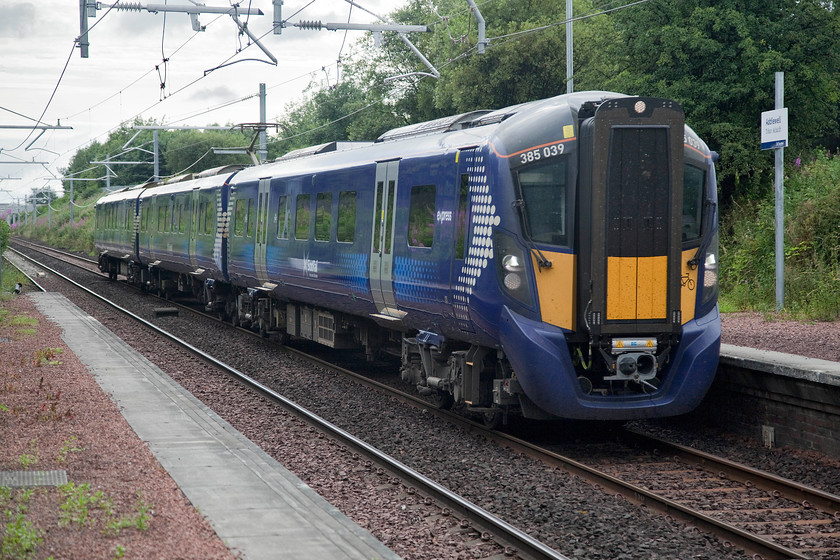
[531,252,576,330]
[636,256,668,319]
[606,256,637,320]
[607,256,667,320]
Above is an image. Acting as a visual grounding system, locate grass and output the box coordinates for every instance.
[1,488,43,560]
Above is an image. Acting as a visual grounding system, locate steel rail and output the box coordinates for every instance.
[15,243,823,559]
[8,247,571,560]
[266,348,810,560]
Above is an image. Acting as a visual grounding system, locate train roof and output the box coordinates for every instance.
[97,91,708,198]
[225,91,636,185]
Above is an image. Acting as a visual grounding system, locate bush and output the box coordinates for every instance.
[720,151,840,319]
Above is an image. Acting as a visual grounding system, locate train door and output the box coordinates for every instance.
[450,148,476,332]
[189,188,200,270]
[255,178,271,285]
[585,98,684,337]
[369,160,404,320]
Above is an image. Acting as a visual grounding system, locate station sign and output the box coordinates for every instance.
[761,108,788,150]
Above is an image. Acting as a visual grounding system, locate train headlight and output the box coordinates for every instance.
[701,232,719,306]
[504,272,522,290]
[502,254,523,272]
[494,231,534,308]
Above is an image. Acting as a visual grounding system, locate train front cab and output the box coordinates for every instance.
[499,97,720,421]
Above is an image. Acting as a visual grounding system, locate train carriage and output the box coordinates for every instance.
[96,91,720,423]
[95,186,144,279]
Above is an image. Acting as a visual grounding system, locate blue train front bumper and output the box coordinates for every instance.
[498,306,721,421]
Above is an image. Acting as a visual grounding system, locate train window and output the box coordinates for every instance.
[276,195,290,239]
[408,185,436,248]
[246,198,255,237]
[234,199,246,236]
[140,204,148,232]
[315,192,332,241]
[178,202,187,234]
[385,181,395,253]
[515,159,568,246]
[683,165,705,242]
[373,182,384,253]
[197,201,205,235]
[204,198,215,236]
[337,191,356,243]
[157,205,166,233]
[456,174,469,259]
[295,194,311,239]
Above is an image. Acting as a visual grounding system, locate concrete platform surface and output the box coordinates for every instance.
[31,292,401,560]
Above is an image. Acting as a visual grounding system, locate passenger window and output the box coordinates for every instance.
[295,194,311,239]
[337,191,356,243]
[683,165,705,241]
[408,185,436,248]
[204,199,215,236]
[315,193,332,241]
[247,198,255,237]
[276,195,290,239]
[178,202,187,234]
[157,205,166,233]
[234,199,246,236]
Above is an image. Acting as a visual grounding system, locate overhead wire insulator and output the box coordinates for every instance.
[297,20,323,30]
[111,2,145,12]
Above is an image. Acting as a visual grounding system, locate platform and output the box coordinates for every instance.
[30,292,401,560]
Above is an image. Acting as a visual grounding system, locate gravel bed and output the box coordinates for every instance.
[10,250,840,559]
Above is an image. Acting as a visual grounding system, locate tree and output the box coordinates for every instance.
[162,129,253,175]
[603,0,840,201]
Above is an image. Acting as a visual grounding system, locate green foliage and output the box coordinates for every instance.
[18,440,38,469]
[1,489,43,560]
[57,436,84,463]
[273,79,403,155]
[103,492,152,537]
[58,483,112,529]
[162,128,253,175]
[60,119,255,197]
[1,512,43,560]
[604,0,840,199]
[15,193,96,256]
[0,220,10,254]
[720,152,840,318]
[58,483,151,538]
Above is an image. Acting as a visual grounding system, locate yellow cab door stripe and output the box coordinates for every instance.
[531,251,576,331]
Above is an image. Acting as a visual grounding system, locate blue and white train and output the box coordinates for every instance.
[95,91,721,423]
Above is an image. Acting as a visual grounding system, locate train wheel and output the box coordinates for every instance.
[482,409,503,429]
[430,391,454,410]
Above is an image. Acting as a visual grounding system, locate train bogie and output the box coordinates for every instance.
[95,91,720,423]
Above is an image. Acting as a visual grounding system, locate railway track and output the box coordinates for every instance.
[6,244,568,560]
[9,241,840,559]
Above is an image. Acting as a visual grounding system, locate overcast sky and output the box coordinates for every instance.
[0,0,397,204]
